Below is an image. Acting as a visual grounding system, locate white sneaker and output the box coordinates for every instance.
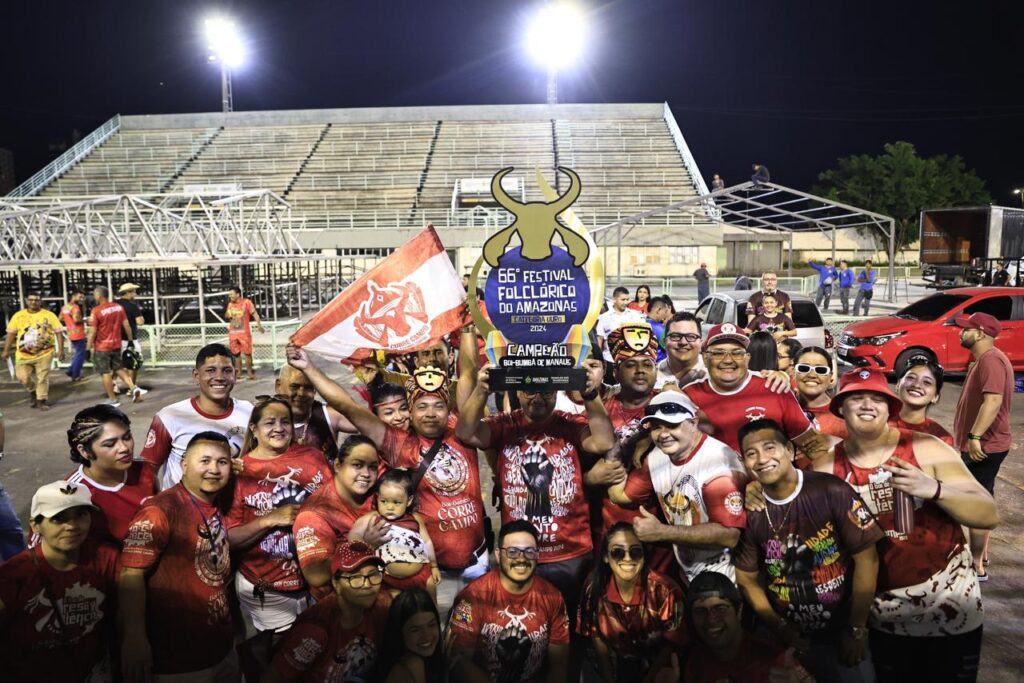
[106,399,121,407]
[132,387,146,402]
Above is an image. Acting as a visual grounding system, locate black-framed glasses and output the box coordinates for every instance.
[706,349,747,361]
[609,545,644,562]
[501,546,540,560]
[666,332,701,344]
[795,363,831,376]
[644,402,694,418]
[334,570,384,588]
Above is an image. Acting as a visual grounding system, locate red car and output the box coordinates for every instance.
[837,287,1024,375]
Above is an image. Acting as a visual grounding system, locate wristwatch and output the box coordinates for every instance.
[849,625,869,641]
[968,433,983,441]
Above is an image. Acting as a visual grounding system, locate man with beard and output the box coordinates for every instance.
[734,419,882,682]
[274,363,357,463]
[953,312,1014,580]
[265,541,392,683]
[655,312,707,389]
[447,521,569,683]
[746,271,793,318]
[286,344,488,616]
[141,343,254,489]
[120,432,237,682]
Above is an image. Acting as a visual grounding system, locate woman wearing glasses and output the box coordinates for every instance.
[266,540,392,683]
[892,357,954,446]
[578,522,684,683]
[792,346,847,442]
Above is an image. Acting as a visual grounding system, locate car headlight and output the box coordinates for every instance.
[864,332,904,346]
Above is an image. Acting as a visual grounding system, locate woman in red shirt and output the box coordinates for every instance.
[892,356,954,446]
[578,522,684,682]
[65,404,157,546]
[628,285,652,315]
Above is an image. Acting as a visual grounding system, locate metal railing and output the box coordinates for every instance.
[7,115,122,198]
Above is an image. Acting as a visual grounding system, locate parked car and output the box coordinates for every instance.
[695,291,827,349]
[837,286,1024,375]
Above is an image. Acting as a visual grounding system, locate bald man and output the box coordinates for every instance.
[275,364,356,463]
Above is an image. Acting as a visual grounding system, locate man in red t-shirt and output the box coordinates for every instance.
[267,541,392,683]
[953,312,1015,577]
[87,286,144,405]
[119,432,237,680]
[61,289,88,381]
[226,286,264,380]
[0,481,120,683]
[447,520,570,683]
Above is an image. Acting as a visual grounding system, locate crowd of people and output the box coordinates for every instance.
[0,279,1015,683]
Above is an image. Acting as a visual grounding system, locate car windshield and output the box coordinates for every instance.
[893,293,970,321]
[791,301,823,328]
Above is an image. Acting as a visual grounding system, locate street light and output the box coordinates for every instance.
[1014,188,1024,208]
[525,3,587,105]
[205,17,244,112]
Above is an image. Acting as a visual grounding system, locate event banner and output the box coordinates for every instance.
[468,167,604,390]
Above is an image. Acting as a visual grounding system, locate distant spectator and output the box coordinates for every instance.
[991,262,1010,287]
[751,164,771,185]
[226,287,265,380]
[3,292,64,410]
[628,285,651,315]
[734,274,753,291]
[694,262,711,303]
[746,271,793,317]
[596,287,644,365]
[808,257,839,311]
[646,297,672,362]
[852,260,877,316]
[115,283,146,387]
[711,174,725,191]
[88,286,143,407]
[838,260,855,314]
[745,293,797,342]
[61,290,88,382]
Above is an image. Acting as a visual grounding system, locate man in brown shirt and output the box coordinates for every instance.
[953,311,1014,579]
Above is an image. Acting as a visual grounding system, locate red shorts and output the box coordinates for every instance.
[229,335,253,355]
[383,563,432,592]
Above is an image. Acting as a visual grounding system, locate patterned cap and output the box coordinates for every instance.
[608,323,659,362]
[406,365,450,407]
[330,540,384,575]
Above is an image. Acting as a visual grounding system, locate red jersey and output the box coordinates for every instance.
[593,394,653,533]
[87,301,127,352]
[683,373,813,452]
[66,461,157,547]
[448,571,570,683]
[60,301,86,341]
[577,570,685,663]
[482,410,593,562]
[0,541,120,683]
[381,425,485,570]
[831,430,965,591]
[806,403,848,440]
[293,483,374,573]
[271,591,392,683]
[892,416,953,447]
[685,634,796,683]
[226,298,256,338]
[120,484,233,675]
[226,445,333,592]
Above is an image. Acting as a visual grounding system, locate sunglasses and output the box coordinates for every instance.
[644,402,693,418]
[795,364,831,376]
[609,545,644,562]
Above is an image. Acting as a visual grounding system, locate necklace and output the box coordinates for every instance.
[764,500,794,540]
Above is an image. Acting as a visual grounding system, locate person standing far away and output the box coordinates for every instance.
[115,282,147,388]
[953,312,1014,580]
[226,286,265,380]
[991,261,1009,286]
[88,286,144,407]
[3,291,64,410]
[838,260,855,314]
[711,174,726,191]
[627,285,651,315]
[119,432,238,682]
[808,257,839,311]
[751,164,771,185]
[746,271,793,319]
[734,418,882,682]
[140,342,254,490]
[852,260,877,316]
[61,289,88,382]
[596,286,645,369]
[694,262,711,304]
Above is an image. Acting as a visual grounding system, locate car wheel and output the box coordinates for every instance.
[893,348,936,379]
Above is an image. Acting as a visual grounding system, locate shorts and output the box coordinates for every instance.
[961,450,1009,494]
[235,571,311,633]
[383,563,432,592]
[229,335,253,355]
[92,350,123,374]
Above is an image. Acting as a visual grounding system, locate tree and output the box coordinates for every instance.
[813,141,992,255]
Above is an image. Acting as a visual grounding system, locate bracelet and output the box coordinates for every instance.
[931,480,942,502]
[581,389,600,401]
[968,434,982,441]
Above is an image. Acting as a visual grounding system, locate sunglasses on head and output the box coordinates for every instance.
[795,363,831,376]
[609,545,644,562]
[643,402,693,418]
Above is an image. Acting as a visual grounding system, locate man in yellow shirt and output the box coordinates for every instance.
[2,293,65,410]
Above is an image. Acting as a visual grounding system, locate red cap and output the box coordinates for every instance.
[829,368,903,417]
[702,323,748,351]
[330,540,384,575]
[954,312,1001,338]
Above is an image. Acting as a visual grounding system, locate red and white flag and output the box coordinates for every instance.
[291,226,466,363]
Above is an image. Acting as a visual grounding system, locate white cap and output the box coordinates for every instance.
[30,481,97,519]
[640,391,698,428]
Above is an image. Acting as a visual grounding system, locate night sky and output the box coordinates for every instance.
[3,1,1023,202]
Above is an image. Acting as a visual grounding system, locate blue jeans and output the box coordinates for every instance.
[68,339,87,379]
[0,481,27,561]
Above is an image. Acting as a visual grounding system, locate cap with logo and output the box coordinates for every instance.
[330,540,384,575]
[640,390,699,429]
[829,368,903,418]
[31,481,97,519]
[702,323,749,351]
[954,312,1001,338]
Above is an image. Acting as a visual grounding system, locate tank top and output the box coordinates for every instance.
[831,429,964,591]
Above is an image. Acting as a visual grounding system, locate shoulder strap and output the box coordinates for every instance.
[411,436,446,493]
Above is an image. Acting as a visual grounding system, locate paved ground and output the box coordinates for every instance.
[1,361,1021,681]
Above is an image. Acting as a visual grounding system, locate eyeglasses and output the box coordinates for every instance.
[335,570,384,588]
[706,349,747,361]
[644,402,694,418]
[795,364,831,376]
[609,545,644,562]
[666,332,701,344]
[501,546,540,560]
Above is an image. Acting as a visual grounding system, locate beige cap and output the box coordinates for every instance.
[30,481,97,519]
[117,283,140,294]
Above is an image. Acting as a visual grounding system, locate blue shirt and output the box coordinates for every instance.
[809,261,839,287]
[857,268,877,291]
[838,268,855,288]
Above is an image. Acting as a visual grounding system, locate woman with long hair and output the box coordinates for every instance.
[792,346,846,440]
[371,381,412,432]
[893,356,953,446]
[578,522,684,683]
[381,588,446,683]
[65,404,157,546]
[746,331,780,372]
[628,285,652,314]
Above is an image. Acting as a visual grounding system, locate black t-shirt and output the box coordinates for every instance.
[115,298,143,339]
[992,270,1010,286]
[735,471,883,633]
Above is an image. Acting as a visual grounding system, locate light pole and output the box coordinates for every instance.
[205,18,244,113]
[526,3,587,105]
[1014,188,1024,208]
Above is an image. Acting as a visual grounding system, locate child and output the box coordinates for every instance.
[350,469,440,600]
[744,293,796,341]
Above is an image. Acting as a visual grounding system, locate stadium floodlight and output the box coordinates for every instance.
[525,2,587,105]
[204,17,244,112]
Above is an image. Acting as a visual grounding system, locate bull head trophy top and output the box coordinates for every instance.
[483,167,590,267]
